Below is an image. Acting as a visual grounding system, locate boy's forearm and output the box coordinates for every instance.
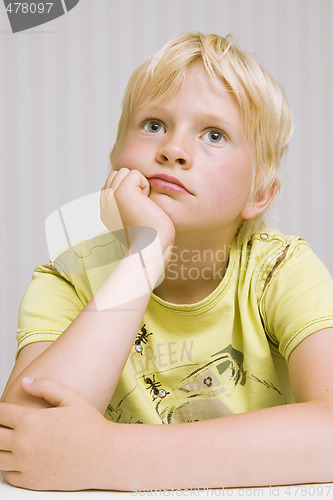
[98,401,333,490]
[2,253,160,412]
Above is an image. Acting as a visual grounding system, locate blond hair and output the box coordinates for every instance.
[113,32,294,238]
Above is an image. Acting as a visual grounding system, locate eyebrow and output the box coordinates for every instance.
[197,113,237,129]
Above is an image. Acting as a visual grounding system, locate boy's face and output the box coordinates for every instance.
[111,66,265,241]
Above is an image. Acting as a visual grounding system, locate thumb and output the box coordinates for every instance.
[139,173,150,197]
[21,376,84,408]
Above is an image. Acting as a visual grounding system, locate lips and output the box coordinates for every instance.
[148,173,192,195]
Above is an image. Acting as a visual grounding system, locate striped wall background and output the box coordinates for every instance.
[1,0,333,392]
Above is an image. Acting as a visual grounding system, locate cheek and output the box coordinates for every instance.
[113,141,149,171]
[202,164,252,211]
[212,157,253,194]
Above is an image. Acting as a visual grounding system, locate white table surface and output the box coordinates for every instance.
[1,472,332,499]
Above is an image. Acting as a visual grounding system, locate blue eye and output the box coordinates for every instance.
[143,120,165,134]
[203,130,226,144]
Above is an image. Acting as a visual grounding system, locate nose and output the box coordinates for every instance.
[156,132,192,168]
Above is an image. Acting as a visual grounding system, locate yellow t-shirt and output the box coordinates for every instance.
[17,229,333,424]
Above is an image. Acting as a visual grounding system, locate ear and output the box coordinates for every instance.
[241,181,278,220]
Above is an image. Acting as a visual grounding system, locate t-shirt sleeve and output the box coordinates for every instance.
[258,240,333,362]
[16,265,85,357]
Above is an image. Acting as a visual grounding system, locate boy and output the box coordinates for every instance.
[1,32,333,491]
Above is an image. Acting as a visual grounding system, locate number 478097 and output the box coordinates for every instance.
[5,3,53,14]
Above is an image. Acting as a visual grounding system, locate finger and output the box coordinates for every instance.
[0,451,18,472]
[21,377,85,408]
[100,168,132,218]
[0,427,13,451]
[109,167,131,192]
[0,403,25,429]
[120,169,150,196]
[2,471,22,487]
[100,182,123,229]
[102,170,118,191]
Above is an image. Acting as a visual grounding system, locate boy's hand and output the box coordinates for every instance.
[0,377,114,491]
[100,168,175,257]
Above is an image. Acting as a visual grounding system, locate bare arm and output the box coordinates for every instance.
[1,169,175,413]
[0,342,52,403]
[2,261,153,412]
[2,328,332,491]
[105,327,333,490]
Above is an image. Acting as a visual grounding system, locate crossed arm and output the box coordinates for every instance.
[1,313,333,491]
